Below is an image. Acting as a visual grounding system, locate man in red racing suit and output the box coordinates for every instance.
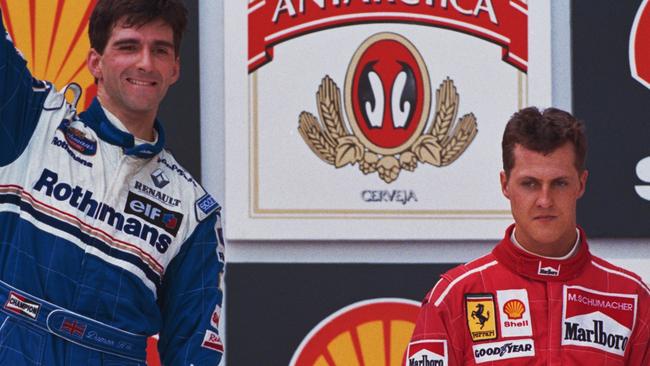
[407,107,650,365]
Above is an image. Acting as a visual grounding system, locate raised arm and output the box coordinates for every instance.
[0,8,50,167]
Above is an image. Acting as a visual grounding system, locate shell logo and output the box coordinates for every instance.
[1,0,97,108]
[290,298,421,366]
[503,299,526,320]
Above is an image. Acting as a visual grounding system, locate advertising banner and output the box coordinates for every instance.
[226,1,553,240]
[573,0,650,236]
[226,263,457,365]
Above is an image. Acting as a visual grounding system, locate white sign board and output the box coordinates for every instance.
[225,0,552,240]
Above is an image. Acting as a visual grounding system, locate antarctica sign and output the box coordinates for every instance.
[225,0,553,240]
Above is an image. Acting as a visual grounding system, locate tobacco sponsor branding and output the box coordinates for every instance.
[562,285,637,356]
[537,261,560,276]
[406,339,447,366]
[33,169,173,253]
[201,330,224,353]
[472,339,534,363]
[497,289,532,338]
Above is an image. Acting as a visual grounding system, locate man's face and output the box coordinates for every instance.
[87,18,179,122]
[500,143,588,256]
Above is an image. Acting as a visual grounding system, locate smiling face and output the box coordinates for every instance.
[87,17,179,130]
[500,143,588,257]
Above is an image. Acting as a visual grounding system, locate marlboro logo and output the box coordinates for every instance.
[406,339,447,366]
[562,285,637,356]
[249,0,528,72]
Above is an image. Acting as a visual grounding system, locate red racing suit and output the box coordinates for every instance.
[407,225,650,365]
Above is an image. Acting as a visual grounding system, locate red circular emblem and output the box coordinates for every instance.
[631,0,650,89]
[345,33,431,155]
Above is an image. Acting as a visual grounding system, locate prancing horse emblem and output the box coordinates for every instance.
[471,303,490,329]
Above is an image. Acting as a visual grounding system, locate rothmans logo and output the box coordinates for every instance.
[33,169,173,253]
[4,291,40,320]
[298,32,477,183]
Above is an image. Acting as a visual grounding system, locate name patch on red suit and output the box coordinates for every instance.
[562,285,637,356]
[405,339,447,366]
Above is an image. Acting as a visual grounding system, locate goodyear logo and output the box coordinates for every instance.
[465,293,497,342]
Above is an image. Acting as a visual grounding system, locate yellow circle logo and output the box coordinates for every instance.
[290,298,420,366]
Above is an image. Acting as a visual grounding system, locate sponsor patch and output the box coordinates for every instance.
[562,285,637,356]
[215,214,225,263]
[537,261,560,276]
[497,289,532,338]
[51,136,93,168]
[4,291,40,320]
[157,157,197,187]
[60,318,87,338]
[406,339,447,366]
[61,120,97,156]
[472,339,535,363]
[465,293,497,342]
[201,330,224,353]
[133,181,181,207]
[125,191,183,236]
[211,304,222,329]
[151,168,170,189]
[196,194,220,221]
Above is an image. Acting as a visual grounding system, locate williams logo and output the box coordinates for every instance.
[466,293,497,342]
[62,121,97,156]
[298,32,478,183]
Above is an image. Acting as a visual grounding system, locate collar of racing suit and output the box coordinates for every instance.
[492,224,592,282]
[77,97,166,159]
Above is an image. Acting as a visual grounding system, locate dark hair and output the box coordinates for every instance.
[89,0,188,56]
[502,106,587,176]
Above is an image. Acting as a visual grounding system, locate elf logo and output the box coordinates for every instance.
[125,192,183,236]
